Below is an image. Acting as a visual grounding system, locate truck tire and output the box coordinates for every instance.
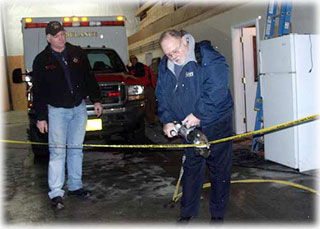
[126,118,146,144]
[28,124,49,158]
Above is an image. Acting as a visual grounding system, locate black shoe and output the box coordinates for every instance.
[211,216,224,223]
[178,216,193,223]
[68,188,90,198]
[51,196,64,210]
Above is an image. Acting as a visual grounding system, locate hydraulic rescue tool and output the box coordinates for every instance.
[170,122,211,158]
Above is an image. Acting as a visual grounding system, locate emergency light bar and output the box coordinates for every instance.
[24,16,125,29]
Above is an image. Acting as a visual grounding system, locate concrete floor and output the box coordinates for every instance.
[0,110,319,228]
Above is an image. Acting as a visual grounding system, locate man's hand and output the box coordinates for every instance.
[182,113,200,128]
[36,120,48,134]
[94,102,103,117]
[163,123,178,138]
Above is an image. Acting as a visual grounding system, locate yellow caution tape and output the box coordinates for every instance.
[210,113,319,145]
[0,114,318,149]
[172,179,319,202]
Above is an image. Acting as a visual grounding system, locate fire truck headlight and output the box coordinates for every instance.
[25,76,31,82]
[128,85,144,95]
[128,85,144,101]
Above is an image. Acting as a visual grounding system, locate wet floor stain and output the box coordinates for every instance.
[82,150,176,204]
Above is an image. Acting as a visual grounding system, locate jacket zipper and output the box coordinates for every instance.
[173,84,178,93]
[169,68,185,120]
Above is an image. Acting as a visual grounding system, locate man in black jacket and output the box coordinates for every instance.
[32,21,102,210]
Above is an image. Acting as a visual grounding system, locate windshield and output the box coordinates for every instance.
[85,49,127,73]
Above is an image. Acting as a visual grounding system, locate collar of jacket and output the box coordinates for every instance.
[44,42,80,64]
[166,34,197,75]
[44,42,79,56]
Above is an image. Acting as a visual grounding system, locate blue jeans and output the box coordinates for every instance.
[47,100,87,199]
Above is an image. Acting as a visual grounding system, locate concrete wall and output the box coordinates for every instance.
[1,0,140,110]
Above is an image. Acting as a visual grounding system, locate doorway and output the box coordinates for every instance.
[231,17,261,134]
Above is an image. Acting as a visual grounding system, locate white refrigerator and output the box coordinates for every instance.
[260,34,320,172]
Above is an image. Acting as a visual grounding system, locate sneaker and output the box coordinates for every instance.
[68,188,90,198]
[51,196,64,210]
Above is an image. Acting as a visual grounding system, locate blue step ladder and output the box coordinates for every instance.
[251,0,292,153]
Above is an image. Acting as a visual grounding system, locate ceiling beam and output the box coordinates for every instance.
[128,2,246,52]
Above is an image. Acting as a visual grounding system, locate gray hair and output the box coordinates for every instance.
[159,30,188,45]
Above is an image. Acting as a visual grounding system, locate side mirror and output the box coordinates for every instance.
[12,68,23,83]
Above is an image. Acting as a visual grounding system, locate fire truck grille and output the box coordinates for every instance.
[99,83,126,104]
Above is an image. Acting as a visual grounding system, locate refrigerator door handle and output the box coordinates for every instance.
[259,49,263,73]
[308,35,313,73]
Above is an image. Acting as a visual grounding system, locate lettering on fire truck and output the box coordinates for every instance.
[66,32,98,38]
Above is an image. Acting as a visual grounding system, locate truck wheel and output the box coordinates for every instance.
[28,124,49,159]
[126,118,146,144]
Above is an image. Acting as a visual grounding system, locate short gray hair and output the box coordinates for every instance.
[159,30,188,45]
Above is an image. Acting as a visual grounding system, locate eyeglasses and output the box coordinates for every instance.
[165,39,182,59]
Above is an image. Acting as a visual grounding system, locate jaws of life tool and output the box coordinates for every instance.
[170,122,211,158]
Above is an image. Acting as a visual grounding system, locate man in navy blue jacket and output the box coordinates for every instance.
[156,30,233,222]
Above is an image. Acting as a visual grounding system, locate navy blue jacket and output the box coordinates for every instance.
[155,41,233,128]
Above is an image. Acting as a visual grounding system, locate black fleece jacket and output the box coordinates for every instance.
[32,42,101,120]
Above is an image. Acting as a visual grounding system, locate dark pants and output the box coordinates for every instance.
[180,114,233,218]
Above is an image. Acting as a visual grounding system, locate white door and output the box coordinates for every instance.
[242,27,257,132]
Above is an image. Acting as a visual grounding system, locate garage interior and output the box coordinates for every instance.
[0,0,319,227]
